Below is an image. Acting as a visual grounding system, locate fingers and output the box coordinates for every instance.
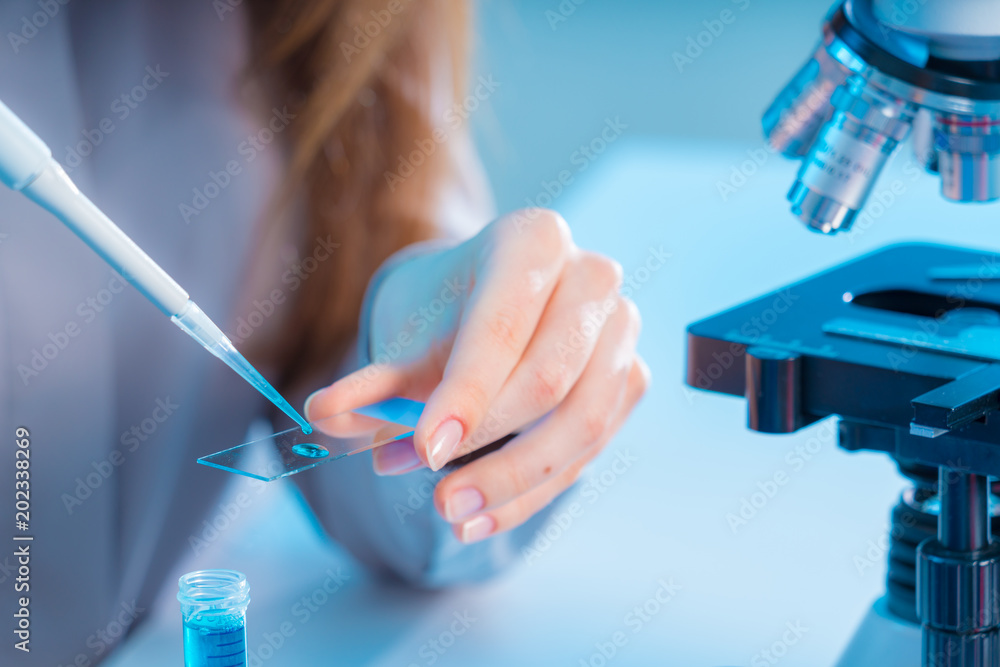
[302,363,410,439]
[467,250,622,449]
[300,207,650,549]
[433,297,646,539]
[371,436,423,476]
[304,352,441,440]
[305,363,412,422]
[606,355,652,444]
[452,455,588,543]
[449,355,649,543]
[415,211,573,470]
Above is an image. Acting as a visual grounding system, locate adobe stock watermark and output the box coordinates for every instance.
[717,126,922,205]
[7,0,70,54]
[229,235,341,345]
[750,621,809,667]
[189,460,296,556]
[213,0,243,21]
[883,257,1000,372]
[521,449,638,565]
[725,418,836,534]
[56,599,145,666]
[853,460,973,577]
[339,0,414,63]
[243,567,351,666]
[351,274,469,391]
[17,272,129,386]
[0,554,15,586]
[716,142,778,202]
[852,509,917,577]
[62,397,180,514]
[579,578,682,667]
[683,288,800,405]
[179,106,296,223]
[557,246,671,363]
[189,490,258,557]
[842,158,922,244]
[619,246,671,299]
[63,65,170,173]
[673,0,752,74]
[393,468,448,523]
[384,74,501,192]
[513,117,628,234]
[188,450,339,559]
[405,610,478,667]
[545,0,587,31]
[875,0,928,37]
[390,413,510,525]
[454,405,517,459]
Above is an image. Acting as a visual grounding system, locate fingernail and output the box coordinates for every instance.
[303,389,324,421]
[373,440,423,476]
[459,515,496,544]
[428,419,463,470]
[444,487,485,522]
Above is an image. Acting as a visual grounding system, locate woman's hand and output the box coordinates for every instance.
[305,209,649,543]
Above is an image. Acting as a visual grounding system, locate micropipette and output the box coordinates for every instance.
[0,97,312,434]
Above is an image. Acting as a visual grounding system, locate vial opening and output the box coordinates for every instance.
[179,570,249,666]
[177,570,250,617]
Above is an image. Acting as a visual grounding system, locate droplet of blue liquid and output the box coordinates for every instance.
[292,443,328,459]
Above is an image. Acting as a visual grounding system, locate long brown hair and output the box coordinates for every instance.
[243,0,469,395]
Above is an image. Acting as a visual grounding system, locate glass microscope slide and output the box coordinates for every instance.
[198,397,425,481]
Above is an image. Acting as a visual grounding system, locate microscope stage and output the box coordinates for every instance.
[687,242,1000,474]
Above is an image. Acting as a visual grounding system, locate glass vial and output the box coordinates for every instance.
[177,569,251,667]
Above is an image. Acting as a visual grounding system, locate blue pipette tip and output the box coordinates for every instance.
[255,385,312,434]
[172,301,315,435]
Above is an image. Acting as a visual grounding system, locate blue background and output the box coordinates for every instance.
[472,0,831,211]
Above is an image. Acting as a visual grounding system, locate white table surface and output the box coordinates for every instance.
[105,138,1000,667]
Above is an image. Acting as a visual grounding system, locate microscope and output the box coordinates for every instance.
[685,1,1000,665]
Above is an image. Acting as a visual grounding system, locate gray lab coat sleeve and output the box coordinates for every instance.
[292,240,557,588]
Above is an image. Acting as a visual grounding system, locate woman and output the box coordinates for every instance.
[0,0,647,663]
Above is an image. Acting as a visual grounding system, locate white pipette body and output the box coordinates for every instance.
[0,97,189,315]
[0,97,311,433]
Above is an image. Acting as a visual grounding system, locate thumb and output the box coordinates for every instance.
[304,362,412,423]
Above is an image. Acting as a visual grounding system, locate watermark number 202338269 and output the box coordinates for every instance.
[13,427,32,653]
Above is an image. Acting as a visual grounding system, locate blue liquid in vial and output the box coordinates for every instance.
[183,620,247,667]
